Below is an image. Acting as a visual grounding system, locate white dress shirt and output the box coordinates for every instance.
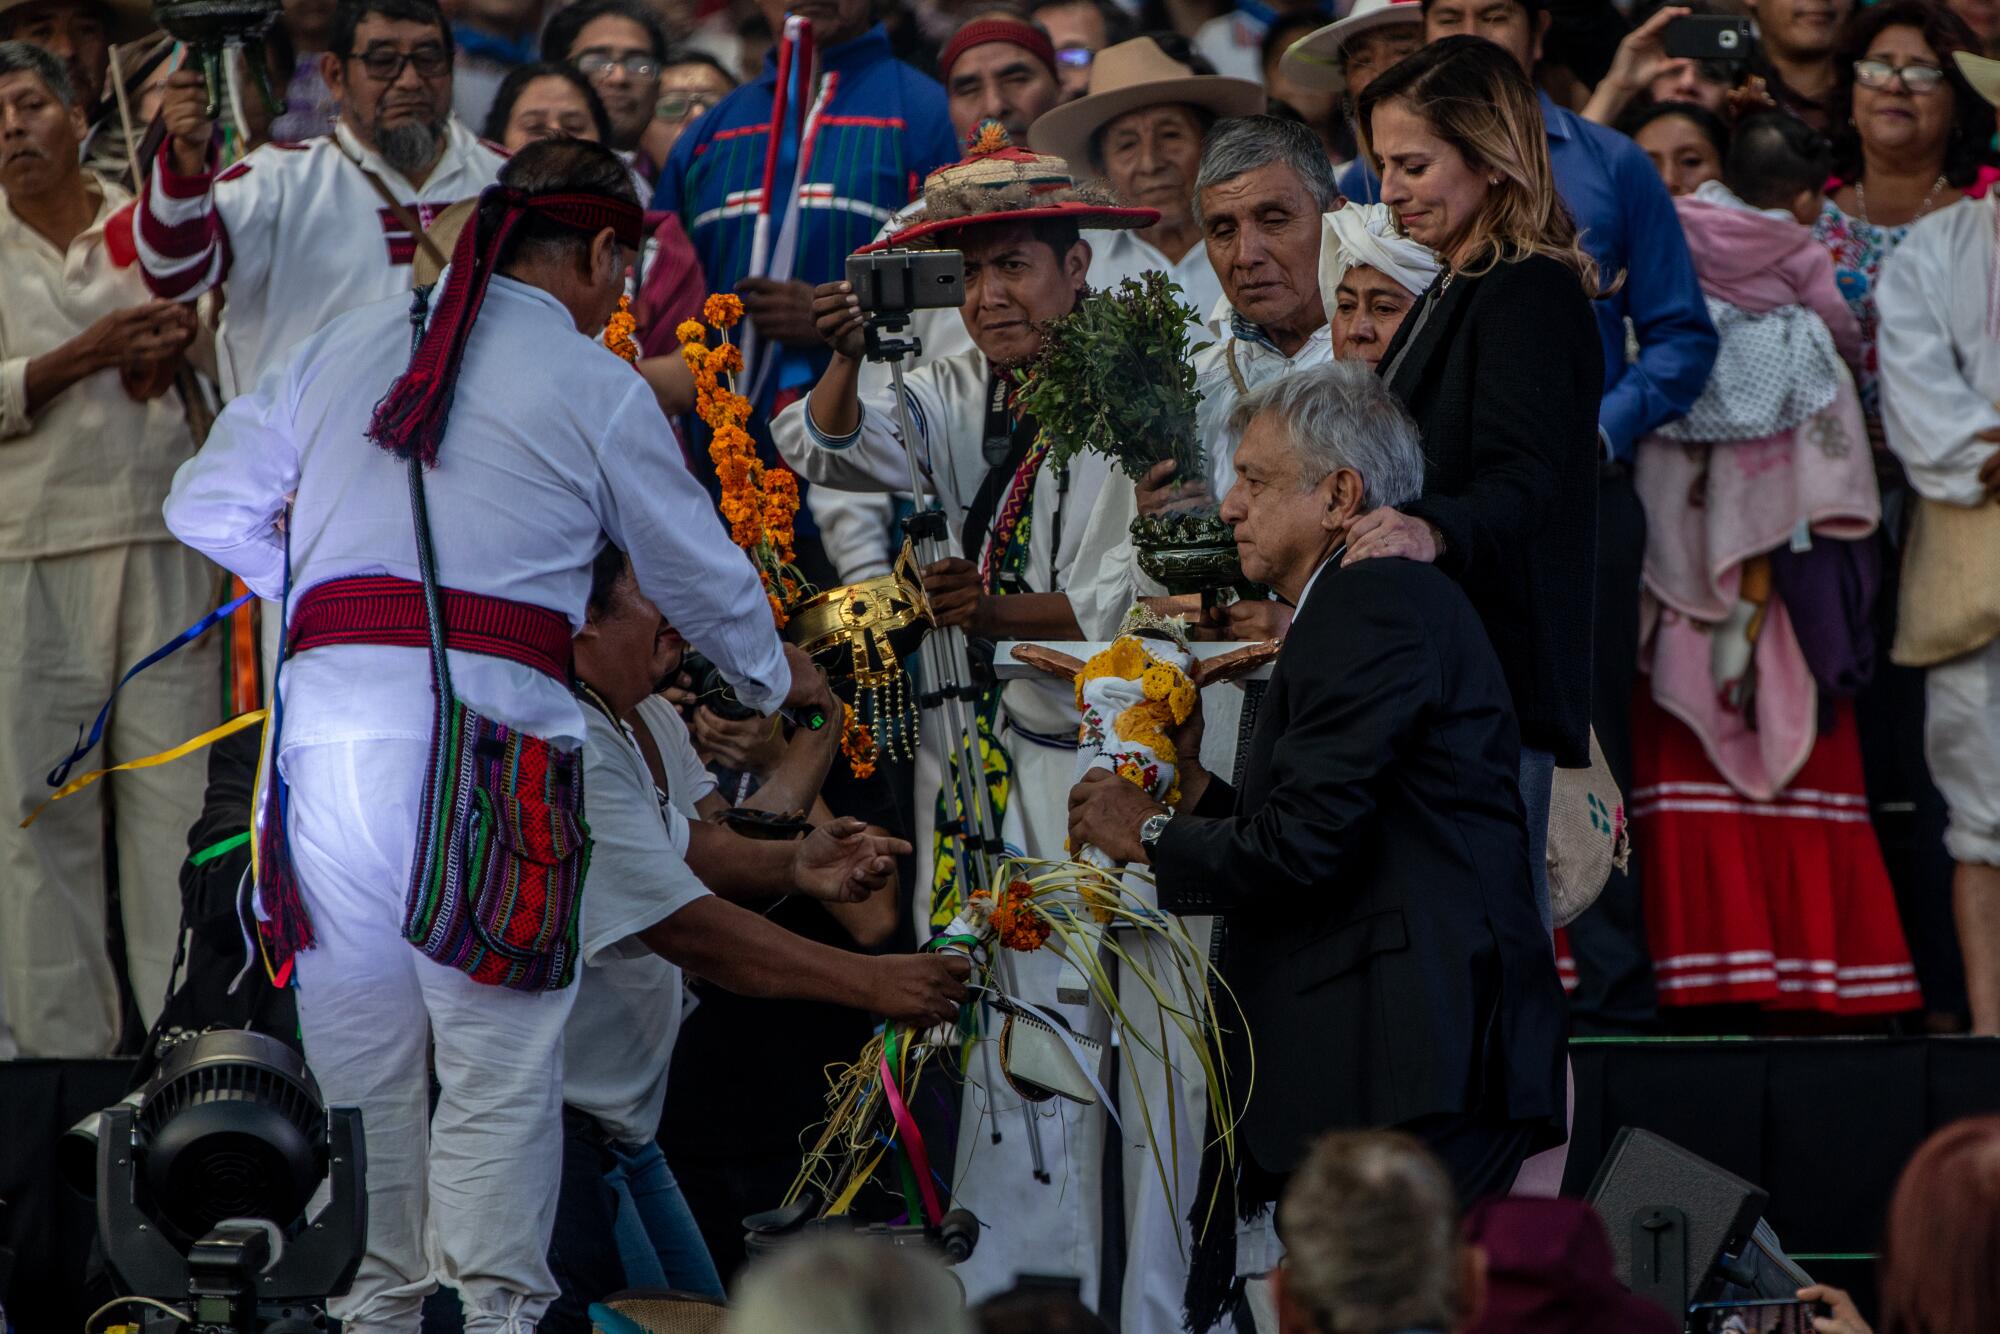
[165,277,790,751]
[1877,195,2000,507]
[1085,227,1225,344]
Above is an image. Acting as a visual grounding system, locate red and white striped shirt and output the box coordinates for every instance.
[134,119,505,398]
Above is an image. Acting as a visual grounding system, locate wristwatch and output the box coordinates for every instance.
[1138,812,1172,856]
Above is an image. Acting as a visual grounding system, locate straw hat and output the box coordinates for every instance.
[1955,49,2000,107]
[1278,0,1424,95]
[1025,35,1265,173]
[860,121,1158,252]
[0,0,156,48]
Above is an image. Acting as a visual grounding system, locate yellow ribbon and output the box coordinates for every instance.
[825,1145,889,1217]
[20,709,268,829]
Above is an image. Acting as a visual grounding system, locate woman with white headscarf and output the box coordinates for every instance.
[1320,201,1443,370]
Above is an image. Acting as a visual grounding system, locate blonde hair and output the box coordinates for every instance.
[1356,35,1615,297]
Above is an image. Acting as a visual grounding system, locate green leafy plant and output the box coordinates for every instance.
[1013,272,1208,483]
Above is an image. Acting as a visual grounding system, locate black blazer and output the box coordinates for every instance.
[1154,557,1567,1177]
[1378,252,1604,767]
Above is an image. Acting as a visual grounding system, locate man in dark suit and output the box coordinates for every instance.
[1066,361,1567,1221]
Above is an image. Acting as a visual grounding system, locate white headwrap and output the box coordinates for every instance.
[1318,202,1444,315]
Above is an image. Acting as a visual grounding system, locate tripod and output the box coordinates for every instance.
[861,306,1050,1181]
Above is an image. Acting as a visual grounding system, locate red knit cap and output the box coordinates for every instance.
[939,17,1058,82]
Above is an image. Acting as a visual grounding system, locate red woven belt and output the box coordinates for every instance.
[288,574,572,683]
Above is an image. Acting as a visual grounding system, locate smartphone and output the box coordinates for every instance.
[1664,15,1758,60]
[1688,1298,1825,1334]
[846,249,966,315]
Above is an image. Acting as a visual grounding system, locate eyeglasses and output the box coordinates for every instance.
[346,44,451,81]
[1853,58,1947,93]
[655,91,718,121]
[1054,47,1094,68]
[576,49,661,80]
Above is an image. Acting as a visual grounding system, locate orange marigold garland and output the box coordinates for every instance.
[603,294,639,363]
[841,702,878,780]
[677,297,804,629]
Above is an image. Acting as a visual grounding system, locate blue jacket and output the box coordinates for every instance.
[1341,91,1716,459]
[653,25,959,411]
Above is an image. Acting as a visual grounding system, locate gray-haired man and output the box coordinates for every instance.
[1066,113,1340,642]
[1068,362,1565,1333]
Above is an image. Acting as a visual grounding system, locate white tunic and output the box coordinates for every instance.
[1084,227,1225,343]
[1065,306,1335,638]
[772,345,1109,741]
[1877,195,2000,506]
[135,120,507,398]
[564,697,716,1145]
[164,277,791,753]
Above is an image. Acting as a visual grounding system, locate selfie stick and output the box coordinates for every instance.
[860,269,1050,1183]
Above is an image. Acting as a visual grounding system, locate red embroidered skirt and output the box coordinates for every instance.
[1559,692,1919,1016]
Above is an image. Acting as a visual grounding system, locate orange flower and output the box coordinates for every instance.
[841,702,877,779]
[984,879,1050,951]
[703,293,745,329]
[602,294,639,364]
[709,341,744,375]
[675,318,707,348]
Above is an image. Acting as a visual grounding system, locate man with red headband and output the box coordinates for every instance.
[163,138,816,1333]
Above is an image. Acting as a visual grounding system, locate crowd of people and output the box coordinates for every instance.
[2,0,1999,1322]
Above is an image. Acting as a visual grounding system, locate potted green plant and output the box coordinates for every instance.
[1013,272,1254,602]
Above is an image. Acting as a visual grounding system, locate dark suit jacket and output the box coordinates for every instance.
[1154,557,1567,1177]
[1378,253,1604,767]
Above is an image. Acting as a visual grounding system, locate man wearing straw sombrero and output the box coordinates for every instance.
[1028,33,1263,329]
[772,124,1181,1320]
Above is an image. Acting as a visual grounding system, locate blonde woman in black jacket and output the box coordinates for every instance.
[1354,35,1607,932]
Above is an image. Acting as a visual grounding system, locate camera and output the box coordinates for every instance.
[846,250,966,317]
[1664,16,1756,60]
[680,650,760,721]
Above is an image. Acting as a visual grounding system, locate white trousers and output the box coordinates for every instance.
[0,542,219,1056]
[284,738,576,1333]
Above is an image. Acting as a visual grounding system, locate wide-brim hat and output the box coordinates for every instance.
[1026,35,1265,174]
[0,0,157,48]
[1278,0,1424,95]
[859,122,1158,253]
[1955,49,2000,107]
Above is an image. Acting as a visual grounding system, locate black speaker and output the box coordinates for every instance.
[1584,1127,1769,1321]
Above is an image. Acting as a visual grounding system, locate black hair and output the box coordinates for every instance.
[587,541,630,618]
[0,38,74,106]
[976,1284,1113,1334]
[1261,10,1327,72]
[1829,0,1998,190]
[330,0,450,59]
[482,61,614,143]
[1726,110,1830,209]
[660,46,739,89]
[489,136,640,268]
[540,0,669,65]
[1029,0,1134,47]
[1617,98,1731,159]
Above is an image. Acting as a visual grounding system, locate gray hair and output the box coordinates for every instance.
[1280,1131,1462,1334]
[1192,114,1340,228]
[723,1236,975,1334]
[1229,360,1425,511]
[0,40,74,108]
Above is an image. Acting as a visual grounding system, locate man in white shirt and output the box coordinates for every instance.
[1028,34,1263,328]
[773,131,1159,1317]
[1066,114,1339,644]
[559,548,968,1306]
[1876,50,2000,1036]
[164,139,815,1333]
[136,0,505,399]
[0,42,210,1059]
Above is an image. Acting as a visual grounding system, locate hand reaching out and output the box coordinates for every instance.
[791,816,912,902]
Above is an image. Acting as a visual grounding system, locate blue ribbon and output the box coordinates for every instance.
[46,590,256,788]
